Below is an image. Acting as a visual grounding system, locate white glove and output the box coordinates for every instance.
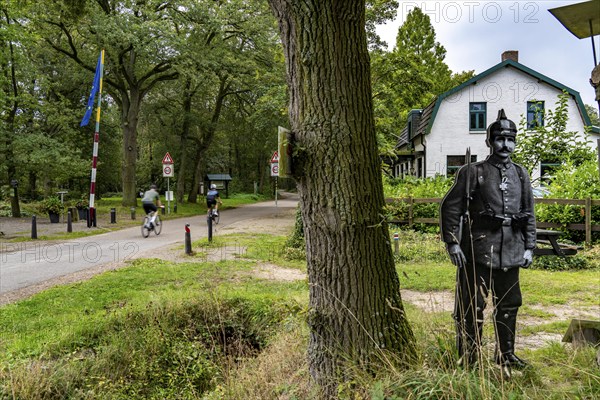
[522,249,533,268]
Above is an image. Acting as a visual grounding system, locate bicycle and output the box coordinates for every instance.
[141,209,163,238]
[207,206,220,225]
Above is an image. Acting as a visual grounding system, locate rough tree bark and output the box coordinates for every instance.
[267,0,415,393]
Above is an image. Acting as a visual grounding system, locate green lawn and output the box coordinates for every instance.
[0,232,598,399]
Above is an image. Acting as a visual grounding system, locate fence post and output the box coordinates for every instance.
[408,197,414,228]
[185,224,192,255]
[585,197,592,247]
[31,215,37,239]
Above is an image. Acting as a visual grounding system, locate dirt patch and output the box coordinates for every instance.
[252,263,306,282]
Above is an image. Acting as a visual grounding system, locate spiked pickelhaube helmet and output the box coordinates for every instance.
[486,109,517,145]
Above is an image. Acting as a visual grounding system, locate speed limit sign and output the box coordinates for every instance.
[271,162,279,177]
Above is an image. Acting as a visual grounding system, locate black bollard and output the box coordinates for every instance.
[207,214,213,242]
[130,207,136,220]
[87,208,91,228]
[161,206,165,215]
[31,215,38,239]
[67,211,72,233]
[185,224,192,255]
[110,208,116,224]
[174,204,177,213]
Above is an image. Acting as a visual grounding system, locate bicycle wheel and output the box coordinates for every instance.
[154,215,162,235]
[141,217,150,238]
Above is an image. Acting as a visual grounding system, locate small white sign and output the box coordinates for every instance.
[271,162,279,177]
[163,164,174,177]
[165,191,174,201]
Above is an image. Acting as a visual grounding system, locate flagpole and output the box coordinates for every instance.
[88,49,105,228]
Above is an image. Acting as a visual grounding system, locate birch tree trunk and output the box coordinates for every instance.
[267,0,415,394]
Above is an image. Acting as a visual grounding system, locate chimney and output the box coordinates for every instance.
[502,50,518,63]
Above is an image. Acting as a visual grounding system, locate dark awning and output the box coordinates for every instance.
[205,174,232,181]
[549,1,600,39]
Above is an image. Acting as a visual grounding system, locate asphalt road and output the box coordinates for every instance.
[0,195,298,295]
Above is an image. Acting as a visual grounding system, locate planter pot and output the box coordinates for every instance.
[49,212,60,223]
[77,208,88,220]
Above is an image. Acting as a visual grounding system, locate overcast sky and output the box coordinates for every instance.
[376,1,599,109]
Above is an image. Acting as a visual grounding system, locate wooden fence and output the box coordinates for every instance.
[386,197,600,246]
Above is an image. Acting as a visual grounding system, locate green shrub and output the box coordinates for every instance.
[384,176,452,234]
[535,159,600,244]
[531,254,590,271]
[38,196,64,214]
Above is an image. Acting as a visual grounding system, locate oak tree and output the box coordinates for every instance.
[267,0,415,393]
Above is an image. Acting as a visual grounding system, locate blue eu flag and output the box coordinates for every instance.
[80,54,102,127]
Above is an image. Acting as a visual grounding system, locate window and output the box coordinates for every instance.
[527,101,544,128]
[540,160,560,184]
[469,102,486,131]
[447,155,477,176]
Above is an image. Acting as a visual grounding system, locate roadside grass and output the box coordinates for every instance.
[3,193,267,242]
[1,231,599,399]
[190,233,307,271]
[0,254,307,398]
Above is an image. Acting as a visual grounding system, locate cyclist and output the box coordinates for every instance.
[142,184,162,229]
[206,183,222,216]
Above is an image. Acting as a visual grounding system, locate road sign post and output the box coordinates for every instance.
[162,152,174,214]
[270,151,279,207]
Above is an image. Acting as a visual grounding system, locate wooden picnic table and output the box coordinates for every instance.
[534,229,578,257]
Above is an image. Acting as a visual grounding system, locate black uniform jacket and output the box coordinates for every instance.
[440,155,536,269]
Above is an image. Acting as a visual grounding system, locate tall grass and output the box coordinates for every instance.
[1,232,598,399]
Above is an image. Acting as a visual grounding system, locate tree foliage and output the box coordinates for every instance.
[512,91,595,179]
[370,7,474,152]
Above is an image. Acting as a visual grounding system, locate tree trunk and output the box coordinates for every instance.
[187,152,204,204]
[177,79,193,203]
[121,89,141,207]
[3,12,21,217]
[188,76,228,202]
[268,0,415,393]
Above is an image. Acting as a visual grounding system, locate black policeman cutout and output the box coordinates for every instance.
[440,109,536,371]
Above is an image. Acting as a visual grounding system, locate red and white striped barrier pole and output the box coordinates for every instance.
[86,50,105,228]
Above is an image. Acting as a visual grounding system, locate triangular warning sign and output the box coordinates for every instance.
[162,152,174,164]
[270,151,279,163]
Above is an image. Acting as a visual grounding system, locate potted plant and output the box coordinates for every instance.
[75,196,88,220]
[40,196,64,223]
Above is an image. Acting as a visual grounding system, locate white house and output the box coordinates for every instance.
[392,51,600,181]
